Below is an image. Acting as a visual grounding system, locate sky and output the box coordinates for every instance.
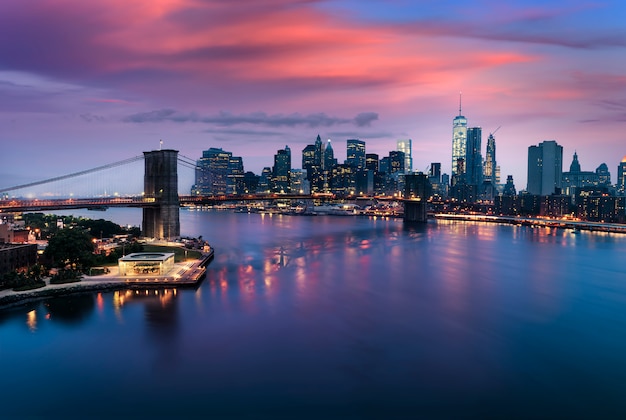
[1,0,625,195]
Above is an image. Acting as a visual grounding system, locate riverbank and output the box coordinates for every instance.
[0,248,214,310]
[432,213,626,234]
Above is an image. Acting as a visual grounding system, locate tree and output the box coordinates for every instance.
[44,227,95,270]
[78,218,124,239]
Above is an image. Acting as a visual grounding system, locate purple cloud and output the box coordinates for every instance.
[123,109,379,128]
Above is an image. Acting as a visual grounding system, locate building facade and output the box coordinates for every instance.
[527,140,563,196]
[346,139,366,170]
[397,139,412,174]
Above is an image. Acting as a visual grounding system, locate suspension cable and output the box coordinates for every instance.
[0,155,145,193]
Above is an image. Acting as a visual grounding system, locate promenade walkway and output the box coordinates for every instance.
[0,249,214,308]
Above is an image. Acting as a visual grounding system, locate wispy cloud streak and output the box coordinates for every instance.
[124,109,379,128]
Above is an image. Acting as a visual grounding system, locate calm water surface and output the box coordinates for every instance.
[2,209,626,419]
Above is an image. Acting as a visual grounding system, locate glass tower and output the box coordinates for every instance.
[484,133,497,185]
[397,139,412,174]
[346,139,366,170]
[452,96,468,179]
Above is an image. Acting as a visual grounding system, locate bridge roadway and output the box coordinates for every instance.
[0,193,340,213]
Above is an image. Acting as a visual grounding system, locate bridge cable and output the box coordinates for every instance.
[0,155,145,194]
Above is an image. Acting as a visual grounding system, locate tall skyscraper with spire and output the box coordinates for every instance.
[452,93,468,179]
[483,133,497,186]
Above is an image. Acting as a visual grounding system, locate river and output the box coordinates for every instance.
[2,208,626,418]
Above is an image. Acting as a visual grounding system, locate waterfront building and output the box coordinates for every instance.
[227,156,245,194]
[346,139,366,170]
[503,175,516,196]
[118,252,175,276]
[0,243,37,276]
[452,95,468,180]
[272,146,291,193]
[379,156,390,175]
[618,157,626,196]
[0,223,30,244]
[484,133,497,186]
[561,152,600,199]
[527,140,563,196]
[323,139,337,171]
[302,144,316,172]
[540,195,572,217]
[428,163,444,198]
[258,167,272,193]
[365,154,379,172]
[314,135,324,169]
[330,164,356,196]
[192,147,242,196]
[466,127,483,188]
[242,171,259,194]
[596,163,611,186]
[388,151,405,175]
[441,173,450,197]
[302,135,325,192]
[290,169,309,194]
[397,139,413,174]
[577,193,625,223]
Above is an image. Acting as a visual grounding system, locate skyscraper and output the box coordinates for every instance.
[323,139,336,171]
[273,145,291,193]
[397,139,412,174]
[346,139,366,170]
[595,163,611,186]
[314,135,324,168]
[527,140,563,196]
[365,154,379,172]
[192,147,234,195]
[303,135,325,192]
[452,94,468,179]
[618,157,626,196]
[466,127,483,187]
[227,155,244,194]
[484,133,497,185]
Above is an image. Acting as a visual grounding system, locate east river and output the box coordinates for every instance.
[2,208,626,418]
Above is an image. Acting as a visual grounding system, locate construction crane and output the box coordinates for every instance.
[489,126,501,136]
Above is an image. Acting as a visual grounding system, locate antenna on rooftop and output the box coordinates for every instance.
[159,139,163,150]
[459,91,462,115]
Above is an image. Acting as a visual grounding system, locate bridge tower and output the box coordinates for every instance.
[403,173,430,223]
[143,149,180,240]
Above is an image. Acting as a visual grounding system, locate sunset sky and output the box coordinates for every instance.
[1,0,625,194]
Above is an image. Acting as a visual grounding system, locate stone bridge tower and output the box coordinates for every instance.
[403,173,430,223]
[143,149,180,240]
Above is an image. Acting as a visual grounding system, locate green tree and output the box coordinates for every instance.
[44,227,95,270]
[78,218,124,239]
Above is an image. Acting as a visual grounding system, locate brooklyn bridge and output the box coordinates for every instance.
[0,149,430,239]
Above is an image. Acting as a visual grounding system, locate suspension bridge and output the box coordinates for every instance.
[0,149,343,240]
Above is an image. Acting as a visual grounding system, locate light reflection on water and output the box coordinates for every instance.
[2,210,626,418]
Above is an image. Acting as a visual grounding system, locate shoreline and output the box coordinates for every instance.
[0,249,213,310]
[0,280,130,310]
[432,213,626,234]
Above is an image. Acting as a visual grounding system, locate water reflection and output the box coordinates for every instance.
[44,294,95,325]
[26,309,37,332]
[3,211,626,418]
[113,288,181,371]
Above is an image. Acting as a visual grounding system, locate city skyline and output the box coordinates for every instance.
[1,0,626,190]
